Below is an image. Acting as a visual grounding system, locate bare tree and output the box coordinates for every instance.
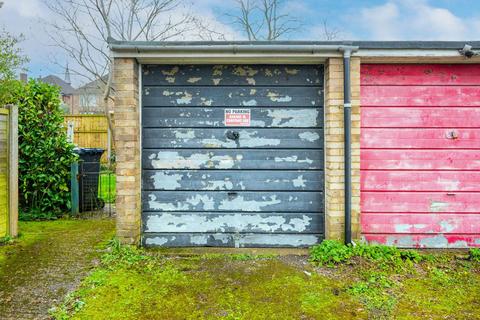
[319,19,341,41]
[227,0,301,41]
[44,0,198,144]
[227,0,340,41]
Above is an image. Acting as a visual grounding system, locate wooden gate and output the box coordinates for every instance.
[0,105,18,238]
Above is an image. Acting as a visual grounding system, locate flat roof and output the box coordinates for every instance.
[109,39,480,51]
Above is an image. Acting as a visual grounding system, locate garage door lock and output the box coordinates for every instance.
[226,130,240,141]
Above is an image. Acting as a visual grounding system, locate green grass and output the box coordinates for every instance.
[98,171,115,203]
[50,240,480,320]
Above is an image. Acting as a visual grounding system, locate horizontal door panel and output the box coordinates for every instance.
[361,64,480,86]
[143,170,323,191]
[362,107,480,128]
[361,171,480,192]
[143,212,323,233]
[361,213,480,234]
[142,86,323,107]
[363,234,480,248]
[143,107,322,128]
[143,233,321,247]
[143,149,323,170]
[143,191,324,212]
[143,128,323,149]
[142,65,323,86]
[362,85,480,107]
[361,150,480,170]
[362,128,480,149]
[361,192,480,213]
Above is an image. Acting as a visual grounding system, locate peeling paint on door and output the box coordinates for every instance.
[268,109,318,127]
[218,195,281,211]
[142,64,325,247]
[361,64,480,248]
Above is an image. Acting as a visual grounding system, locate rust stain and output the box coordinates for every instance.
[285,67,299,75]
[161,66,179,76]
[212,65,225,76]
[233,66,258,77]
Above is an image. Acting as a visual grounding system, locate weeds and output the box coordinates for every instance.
[0,235,13,245]
[309,240,353,265]
[469,248,480,262]
[309,240,426,267]
[101,237,151,267]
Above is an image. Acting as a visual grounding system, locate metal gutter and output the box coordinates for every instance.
[109,43,357,55]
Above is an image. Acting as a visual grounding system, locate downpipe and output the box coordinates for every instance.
[339,47,357,245]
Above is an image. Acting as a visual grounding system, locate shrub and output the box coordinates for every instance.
[4,80,77,219]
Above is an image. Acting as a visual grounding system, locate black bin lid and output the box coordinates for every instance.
[74,147,105,155]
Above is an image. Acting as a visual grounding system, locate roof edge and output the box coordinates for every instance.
[108,38,480,51]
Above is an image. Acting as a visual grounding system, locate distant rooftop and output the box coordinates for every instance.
[39,75,75,95]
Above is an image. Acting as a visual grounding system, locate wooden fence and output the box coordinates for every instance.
[0,105,18,238]
[63,115,112,162]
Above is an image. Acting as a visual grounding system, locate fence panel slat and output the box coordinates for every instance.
[63,115,112,162]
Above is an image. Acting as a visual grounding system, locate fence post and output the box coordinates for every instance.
[107,124,111,165]
[67,121,74,144]
[7,104,18,237]
[71,162,79,216]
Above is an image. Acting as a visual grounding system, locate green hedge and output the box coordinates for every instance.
[5,80,77,219]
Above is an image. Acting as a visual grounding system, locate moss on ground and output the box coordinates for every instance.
[52,245,365,320]
[6,223,478,320]
[395,262,480,319]
[0,219,115,319]
[51,242,480,320]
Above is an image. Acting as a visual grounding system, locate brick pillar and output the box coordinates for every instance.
[113,58,141,244]
[324,57,361,241]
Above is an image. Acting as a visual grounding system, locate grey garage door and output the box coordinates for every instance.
[141,64,324,247]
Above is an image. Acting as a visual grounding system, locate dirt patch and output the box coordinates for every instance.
[0,219,114,320]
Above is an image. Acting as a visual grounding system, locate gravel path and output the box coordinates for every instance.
[0,219,114,320]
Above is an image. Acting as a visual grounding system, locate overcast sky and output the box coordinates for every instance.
[1,0,479,86]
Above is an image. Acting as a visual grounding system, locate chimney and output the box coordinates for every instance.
[20,73,27,83]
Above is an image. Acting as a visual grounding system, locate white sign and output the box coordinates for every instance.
[224,108,251,127]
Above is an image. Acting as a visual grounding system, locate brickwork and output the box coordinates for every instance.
[324,57,361,241]
[113,58,142,244]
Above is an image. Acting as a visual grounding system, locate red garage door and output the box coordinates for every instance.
[360,64,480,248]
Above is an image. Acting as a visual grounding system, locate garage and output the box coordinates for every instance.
[141,64,325,247]
[360,64,480,248]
